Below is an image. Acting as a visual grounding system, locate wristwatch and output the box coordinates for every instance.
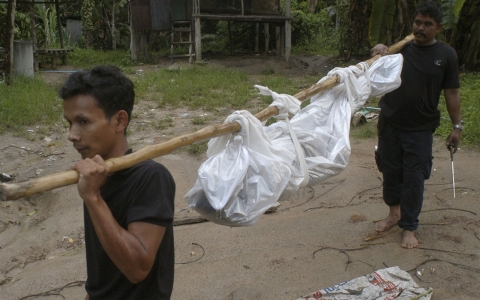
[453,124,463,131]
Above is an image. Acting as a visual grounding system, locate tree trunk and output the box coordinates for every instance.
[130,29,148,61]
[111,0,117,50]
[5,0,16,85]
[338,0,372,59]
[391,0,416,43]
[450,0,480,70]
[30,0,39,71]
[81,0,95,49]
[308,0,317,13]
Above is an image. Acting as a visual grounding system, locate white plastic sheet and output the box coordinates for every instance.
[266,54,403,187]
[185,111,292,226]
[185,54,404,226]
[296,266,432,300]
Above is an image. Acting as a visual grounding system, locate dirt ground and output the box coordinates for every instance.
[1,54,479,300]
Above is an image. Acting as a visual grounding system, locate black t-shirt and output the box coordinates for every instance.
[380,40,460,131]
[84,154,176,300]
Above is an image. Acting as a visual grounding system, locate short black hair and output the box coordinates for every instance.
[59,65,135,124]
[414,1,443,24]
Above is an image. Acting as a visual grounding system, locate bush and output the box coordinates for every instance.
[437,73,480,147]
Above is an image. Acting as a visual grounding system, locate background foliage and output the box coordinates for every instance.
[0,0,478,66]
[0,0,478,146]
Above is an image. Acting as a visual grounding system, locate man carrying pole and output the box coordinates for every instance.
[60,65,176,299]
[370,1,462,249]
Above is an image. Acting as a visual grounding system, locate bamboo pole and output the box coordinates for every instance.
[0,35,414,201]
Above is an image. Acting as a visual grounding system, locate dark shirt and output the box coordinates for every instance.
[380,40,460,131]
[84,153,176,300]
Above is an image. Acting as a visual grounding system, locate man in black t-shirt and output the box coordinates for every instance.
[59,66,176,299]
[370,1,461,249]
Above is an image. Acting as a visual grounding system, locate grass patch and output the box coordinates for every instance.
[350,73,480,147]
[3,50,478,152]
[0,76,62,134]
[156,116,174,130]
[134,64,315,112]
[186,141,208,155]
[67,48,135,73]
[135,65,251,110]
[191,116,207,125]
[437,73,480,147]
[350,121,378,139]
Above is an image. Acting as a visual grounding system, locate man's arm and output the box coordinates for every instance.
[72,156,165,284]
[444,88,462,152]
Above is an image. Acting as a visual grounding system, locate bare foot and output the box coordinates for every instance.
[375,204,400,232]
[402,230,419,249]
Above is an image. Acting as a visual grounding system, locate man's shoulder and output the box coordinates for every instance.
[133,159,172,177]
[433,41,457,56]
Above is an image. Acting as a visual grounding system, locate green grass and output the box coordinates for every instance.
[350,73,480,147]
[186,141,209,155]
[0,76,62,134]
[2,52,479,150]
[437,73,480,148]
[135,65,250,110]
[67,48,135,73]
[156,116,174,130]
[350,121,378,139]
[0,61,314,137]
[134,64,315,112]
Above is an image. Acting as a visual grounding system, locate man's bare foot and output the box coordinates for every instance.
[402,230,418,249]
[375,204,400,232]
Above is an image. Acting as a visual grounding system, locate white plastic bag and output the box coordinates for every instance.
[185,55,405,226]
[367,53,403,97]
[265,54,403,187]
[185,135,291,226]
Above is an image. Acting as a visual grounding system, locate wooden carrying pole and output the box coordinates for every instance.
[0,35,414,201]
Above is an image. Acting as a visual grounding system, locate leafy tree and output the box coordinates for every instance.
[282,0,339,53]
[336,0,372,59]
[36,4,58,48]
[81,0,95,48]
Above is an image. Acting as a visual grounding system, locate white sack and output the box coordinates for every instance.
[184,135,291,226]
[185,54,403,226]
[185,110,292,226]
[266,54,403,186]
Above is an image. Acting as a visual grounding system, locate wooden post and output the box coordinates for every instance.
[193,0,201,61]
[194,17,201,61]
[255,23,259,52]
[54,0,66,64]
[129,2,148,62]
[275,26,280,56]
[29,0,38,71]
[284,0,291,62]
[5,0,16,85]
[280,26,285,58]
[264,23,269,53]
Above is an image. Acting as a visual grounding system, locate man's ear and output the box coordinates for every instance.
[115,110,129,133]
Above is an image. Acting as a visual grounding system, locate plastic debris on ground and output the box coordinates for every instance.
[185,55,403,227]
[0,173,13,182]
[296,266,432,300]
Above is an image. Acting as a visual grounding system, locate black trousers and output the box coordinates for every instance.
[376,122,433,231]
